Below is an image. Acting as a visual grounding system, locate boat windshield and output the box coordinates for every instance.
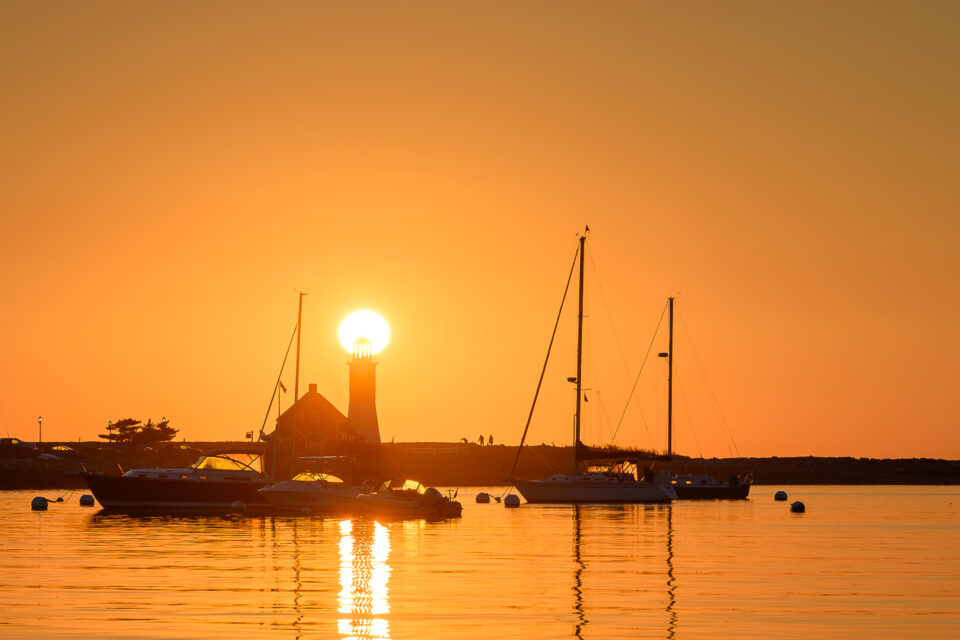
[376,479,426,493]
[191,452,263,473]
[400,479,425,493]
[291,472,345,483]
[585,460,638,480]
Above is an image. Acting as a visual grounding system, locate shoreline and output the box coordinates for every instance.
[2,441,958,490]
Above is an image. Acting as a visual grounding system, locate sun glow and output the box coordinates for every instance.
[338,310,390,355]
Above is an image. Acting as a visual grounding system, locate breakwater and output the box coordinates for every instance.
[2,441,958,490]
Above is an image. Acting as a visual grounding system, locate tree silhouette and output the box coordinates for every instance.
[99,417,179,444]
[99,418,141,444]
[135,418,178,444]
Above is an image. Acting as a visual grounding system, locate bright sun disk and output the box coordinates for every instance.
[338,310,390,355]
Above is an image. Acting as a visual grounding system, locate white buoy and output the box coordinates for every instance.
[79,494,95,507]
[31,497,48,511]
[504,494,520,508]
[774,490,788,501]
[790,500,805,513]
[476,492,491,504]
[230,501,246,513]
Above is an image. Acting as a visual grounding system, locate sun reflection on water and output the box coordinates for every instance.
[338,519,391,640]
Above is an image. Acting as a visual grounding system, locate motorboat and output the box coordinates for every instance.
[0,437,38,459]
[258,470,368,512]
[356,479,463,519]
[81,448,273,512]
[670,472,751,500]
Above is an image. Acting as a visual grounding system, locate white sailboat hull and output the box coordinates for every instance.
[515,476,676,504]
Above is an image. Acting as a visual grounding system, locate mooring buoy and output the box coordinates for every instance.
[476,492,491,504]
[790,500,805,513]
[504,494,520,508]
[31,497,48,511]
[774,490,788,501]
[79,494,95,507]
[230,501,246,513]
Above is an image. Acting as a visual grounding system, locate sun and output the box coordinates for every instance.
[338,310,390,355]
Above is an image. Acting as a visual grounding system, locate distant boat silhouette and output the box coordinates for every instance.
[658,297,751,500]
[511,229,676,504]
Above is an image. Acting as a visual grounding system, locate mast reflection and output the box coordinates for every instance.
[292,518,304,638]
[571,505,677,639]
[572,505,587,639]
[338,519,391,640]
[665,506,676,639]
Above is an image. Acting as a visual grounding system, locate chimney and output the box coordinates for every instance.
[308,383,317,394]
[347,338,381,443]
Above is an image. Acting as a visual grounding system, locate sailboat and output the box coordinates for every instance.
[659,297,751,500]
[512,229,677,504]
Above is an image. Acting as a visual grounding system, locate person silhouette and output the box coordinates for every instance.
[488,434,494,446]
[478,434,485,446]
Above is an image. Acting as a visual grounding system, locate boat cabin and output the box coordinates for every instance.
[121,450,265,481]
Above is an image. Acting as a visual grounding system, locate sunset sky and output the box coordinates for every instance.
[1,1,957,458]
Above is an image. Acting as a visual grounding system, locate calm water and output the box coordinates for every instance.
[0,486,957,639]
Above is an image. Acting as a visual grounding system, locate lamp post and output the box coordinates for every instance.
[38,416,42,446]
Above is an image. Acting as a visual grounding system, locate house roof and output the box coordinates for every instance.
[276,386,347,426]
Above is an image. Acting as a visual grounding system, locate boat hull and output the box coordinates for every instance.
[356,493,464,519]
[81,473,273,512]
[514,479,676,504]
[257,483,364,512]
[673,483,751,500]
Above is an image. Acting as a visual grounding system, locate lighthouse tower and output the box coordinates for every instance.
[347,338,381,444]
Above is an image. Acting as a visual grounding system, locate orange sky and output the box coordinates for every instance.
[1,1,957,458]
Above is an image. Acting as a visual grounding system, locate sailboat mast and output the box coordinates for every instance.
[667,296,674,459]
[574,232,585,471]
[292,291,306,464]
[294,292,305,401]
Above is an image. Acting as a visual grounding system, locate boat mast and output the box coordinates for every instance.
[292,291,306,463]
[508,239,581,479]
[294,292,306,401]
[574,231,586,473]
[667,296,674,460]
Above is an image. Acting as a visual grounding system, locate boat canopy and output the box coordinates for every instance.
[575,441,671,466]
[191,451,263,473]
[291,471,346,484]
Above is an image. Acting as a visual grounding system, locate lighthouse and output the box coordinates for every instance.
[347,337,381,444]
